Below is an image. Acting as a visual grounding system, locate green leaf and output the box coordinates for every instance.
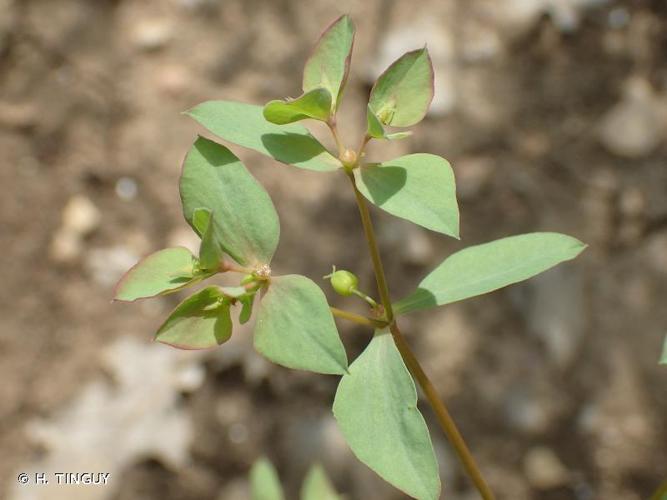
[192,207,212,236]
[366,105,386,138]
[155,286,233,350]
[301,464,341,500]
[355,153,459,237]
[395,233,587,314]
[114,247,201,302]
[250,457,285,500]
[303,14,355,111]
[333,330,440,500]
[368,48,434,127]
[186,101,341,172]
[264,88,333,125]
[660,334,667,365]
[239,294,254,325]
[366,105,413,141]
[180,136,280,267]
[196,209,225,271]
[254,275,348,375]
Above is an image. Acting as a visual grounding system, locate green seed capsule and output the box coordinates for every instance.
[328,269,359,296]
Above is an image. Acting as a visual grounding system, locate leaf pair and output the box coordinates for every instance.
[261,15,434,138]
[250,458,342,500]
[115,138,347,374]
[263,15,355,125]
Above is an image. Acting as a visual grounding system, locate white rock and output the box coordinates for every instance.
[132,19,173,51]
[114,177,138,201]
[10,336,204,500]
[523,447,570,489]
[85,245,139,287]
[49,229,83,263]
[62,195,101,236]
[599,77,666,158]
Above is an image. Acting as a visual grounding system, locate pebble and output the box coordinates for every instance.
[132,19,173,51]
[599,77,666,158]
[61,195,101,236]
[523,446,570,489]
[115,176,138,201]
[49,230,83,263]
[49,195,101,263]
[85,245,139,287]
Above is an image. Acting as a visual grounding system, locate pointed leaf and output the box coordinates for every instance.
[366,105,386,139]
[385,131,413,140]
[660,334,667,365]
[180,136,280,267]
[254,275,348,375]
[197,209,225,271]
[303,14,355,110]
[114,247,201,302]
[301,464,341,500]
[239,294,254,324]
[250,457,285,500]
[333,330,440,500]
[395,233,587,314]
[355,153,459,237]
[192,207,212,236]
[264,88,332,125]
[369,48,434,127]
[186,101,341,172]
[367,105,413,140]
[155,286,233,350]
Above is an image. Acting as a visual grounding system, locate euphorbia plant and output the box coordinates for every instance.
[114,15,586,499]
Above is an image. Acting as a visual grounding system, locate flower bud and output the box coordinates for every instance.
[328,269,359,296]
[341,149,357,168]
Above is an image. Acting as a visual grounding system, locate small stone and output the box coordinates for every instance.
[62,195,101,236]
[115,177,138,201]
[132,20,172,51]
[523,447,570,489]
[85,245,139,287]
[49,229,83,263]
[599,77,666,158]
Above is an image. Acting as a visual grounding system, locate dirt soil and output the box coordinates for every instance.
[1,1,666,499]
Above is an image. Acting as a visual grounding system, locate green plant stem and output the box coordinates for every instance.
[346,171,394,322]
[351,288,379,308]
[346,169,495,500]
[650,480,667,500]
[390,323,495,500]
[330,307,386,328]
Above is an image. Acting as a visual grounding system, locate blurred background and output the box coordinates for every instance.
[1,0,666,499]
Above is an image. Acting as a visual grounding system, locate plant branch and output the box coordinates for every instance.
[345,171,394,322]
[327,120,346,159]
[346,168,495,500]
[330,307,386,328]
[390,323,496,500]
